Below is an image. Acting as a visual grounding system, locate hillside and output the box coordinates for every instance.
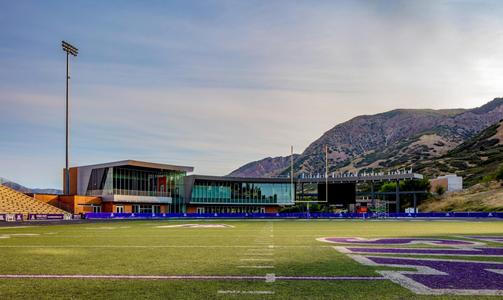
[405,119,503,186]
[229,155,299,177]
[419,181,503,212]
[230,98,503,180]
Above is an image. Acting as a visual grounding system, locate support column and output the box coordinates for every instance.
[301,183,304,202]
[413,193,417,215]
[370,182,375,210]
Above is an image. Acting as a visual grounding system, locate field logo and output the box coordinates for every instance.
[317,237,482,246]
[324,236,503,295]
[334,246,503,257]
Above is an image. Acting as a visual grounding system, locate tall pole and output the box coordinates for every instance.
[65,52,70,195]
[62,40,78,195]
[325,145,328,203]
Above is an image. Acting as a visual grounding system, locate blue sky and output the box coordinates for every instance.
[1,0,503,189]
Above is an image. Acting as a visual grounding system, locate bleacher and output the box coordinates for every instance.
[0,185,70,218]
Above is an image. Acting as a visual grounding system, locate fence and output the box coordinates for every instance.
[84,212,503,219]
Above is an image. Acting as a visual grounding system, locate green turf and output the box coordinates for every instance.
[0,219,502,299]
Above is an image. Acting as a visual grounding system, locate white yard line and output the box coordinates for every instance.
[265,273,276,283]
[218,290,275,295]
[0,274,385,281]
[236,265,276,269]
[0,245,327,248]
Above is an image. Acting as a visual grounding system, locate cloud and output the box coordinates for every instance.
[1,0,503,188]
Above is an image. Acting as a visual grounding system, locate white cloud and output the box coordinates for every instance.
[1,0,503,188]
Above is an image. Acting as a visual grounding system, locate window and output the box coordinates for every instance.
[92,205,101,213]
[115,206,124,213]
[133,205,153,213]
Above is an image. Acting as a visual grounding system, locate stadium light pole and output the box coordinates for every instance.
[290,145,294,202]
[62,41,78,195]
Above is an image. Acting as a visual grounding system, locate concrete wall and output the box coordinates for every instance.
[430,174,463,193]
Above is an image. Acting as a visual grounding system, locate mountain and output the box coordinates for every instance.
[229,155,299,177]
[230,98,503,182]
[0,178,62,194]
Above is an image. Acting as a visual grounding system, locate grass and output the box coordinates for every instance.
[420,181,503,212]
[0,219,502,299]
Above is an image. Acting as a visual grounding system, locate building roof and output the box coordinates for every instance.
[73,160,194,173]
[186,172,423,183]
[185,174,291,183]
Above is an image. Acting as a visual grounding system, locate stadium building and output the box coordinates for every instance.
[26,159,423,215]
[53,160,296,214]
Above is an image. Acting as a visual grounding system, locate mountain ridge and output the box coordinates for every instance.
[0,177,62,194]
[229,98,503,183]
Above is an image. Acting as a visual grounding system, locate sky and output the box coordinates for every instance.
[1,0,503,189]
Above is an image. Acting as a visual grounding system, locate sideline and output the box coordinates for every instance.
[0,274,386,281]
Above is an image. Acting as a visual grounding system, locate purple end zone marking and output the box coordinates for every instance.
[319,237,479,246]
[326,236,503,294]
[345,247,503,256]
[465,236,503,243]
[366,256,503,291]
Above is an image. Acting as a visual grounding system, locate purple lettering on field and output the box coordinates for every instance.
[318,237,481,246]
[339,247,503,256]
[349,255,503,295]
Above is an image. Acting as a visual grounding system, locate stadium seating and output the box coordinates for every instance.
[0,185,70,218]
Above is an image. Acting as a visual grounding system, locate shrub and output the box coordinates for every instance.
[481,174,494,184]
[435,185,445,196]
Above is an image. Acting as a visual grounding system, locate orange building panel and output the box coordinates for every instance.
[265,206,278,213]
[32,194,60,207]
[430,178,448,193]
[62,167,78,195]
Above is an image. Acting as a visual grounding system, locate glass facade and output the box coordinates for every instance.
[111,166,185,198]
[85,166,187,212]
[84,165,297,213]
[190,180,294,205]
[197,206,266,214]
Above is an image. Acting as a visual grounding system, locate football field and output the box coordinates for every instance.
[0,219,502,299]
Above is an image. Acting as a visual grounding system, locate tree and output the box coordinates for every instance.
[496,164,503,182]
[379,182,397,193]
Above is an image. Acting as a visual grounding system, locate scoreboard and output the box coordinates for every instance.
[317,183,356,205]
